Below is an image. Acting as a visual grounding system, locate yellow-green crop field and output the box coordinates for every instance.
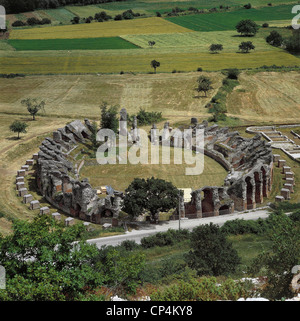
[9,17,192,40]
[1,50,299,75]
[121,30,280,52]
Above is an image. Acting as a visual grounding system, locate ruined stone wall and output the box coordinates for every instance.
[171,119,274,219]
[35,119,123,226]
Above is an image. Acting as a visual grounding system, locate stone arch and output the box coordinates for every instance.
[219,205,230,215]
[201,189,214,217]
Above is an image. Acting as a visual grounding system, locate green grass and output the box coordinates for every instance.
[166,4,297,32]
[7,37,140,51]
[122,29,280,52]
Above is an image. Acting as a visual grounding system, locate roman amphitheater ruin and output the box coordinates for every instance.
[15,109,295,226]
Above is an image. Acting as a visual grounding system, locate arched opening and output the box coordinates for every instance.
[245,176,254,209]
[254,171,262,204]
[201,189,215,217]
[219,205,230,215]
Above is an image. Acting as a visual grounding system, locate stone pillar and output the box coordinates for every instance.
[194,190,202,218]
[282,166,291,174]
[281,188,290,200]
[285,172,294,179]
[178,193,185,219]
[278,159,286,168]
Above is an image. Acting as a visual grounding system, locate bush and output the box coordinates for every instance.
[150,276,249,301]
[141,229,190,248]
[197,67,203,72]
[266,30,283,47]
[244,3,252,9]
[27,17,40,26]
[220,218,269,235]
[129,108,163,126]
[262,23,269,28]
[12,20,26,27]
[114,14,123,21]
[226,68,240,79]
[186,223,241,276]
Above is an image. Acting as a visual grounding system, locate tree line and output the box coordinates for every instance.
[0,0,128,14]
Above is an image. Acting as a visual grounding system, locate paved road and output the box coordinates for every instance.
[87,208,271,248]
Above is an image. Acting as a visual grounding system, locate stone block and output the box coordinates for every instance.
[275,195,285,202]
[282,166,291,174]
[278,159,286,168]
[18,188,28,197]
[286,177,295,186]
[30,200,40,210]
[21,165,30,172]
[65,217,75,226]
[33,153,39,160]
[16,182,25,190]
[26,159,34,166]
[285,172,294,179]
[273,154,280,162]
[52,212,61,221]
[17,169,26,177]
[281,188,290,200]
[40,207,50,215]
[16,176,24,183]
[283,183,294,193]
[23,194,33,204]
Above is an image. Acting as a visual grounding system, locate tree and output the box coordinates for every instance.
[236,19,259,36]
[0,215,103,301]
[148,41,156,48]
[266,30,283,47]
[21,98,45,120]
[239,41,255,53]
[123,177,179,223]
[249,211,300,300]
[226,68,241,79]
[9,120,28,139]
[209,43,223,54]
[96,246,145,293]
[195,75,213,97]
[285,29,300,53]
[186,223,241,276]
[150,60,160,73]
[100,101,119,133]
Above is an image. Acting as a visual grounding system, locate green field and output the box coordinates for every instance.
[7,37,140,51]
[122,29,281,52]
[166,4,296,31]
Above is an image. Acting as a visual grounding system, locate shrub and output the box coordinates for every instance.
[27,17,40,26]
[197,67,203,72]
[150,277,249,301]
[40,18,51,25]
[220,218,269,235]
[226,68,240,79]
[12,20,26,27]
[114,14,123,21]
[262,22,269,28]
[141,229,190,249]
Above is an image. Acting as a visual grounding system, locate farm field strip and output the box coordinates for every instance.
[0,50,299,75]
[121,30,280,52]
[7,37,140,51]
[166,4,297,31]
[9,17,192,40]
